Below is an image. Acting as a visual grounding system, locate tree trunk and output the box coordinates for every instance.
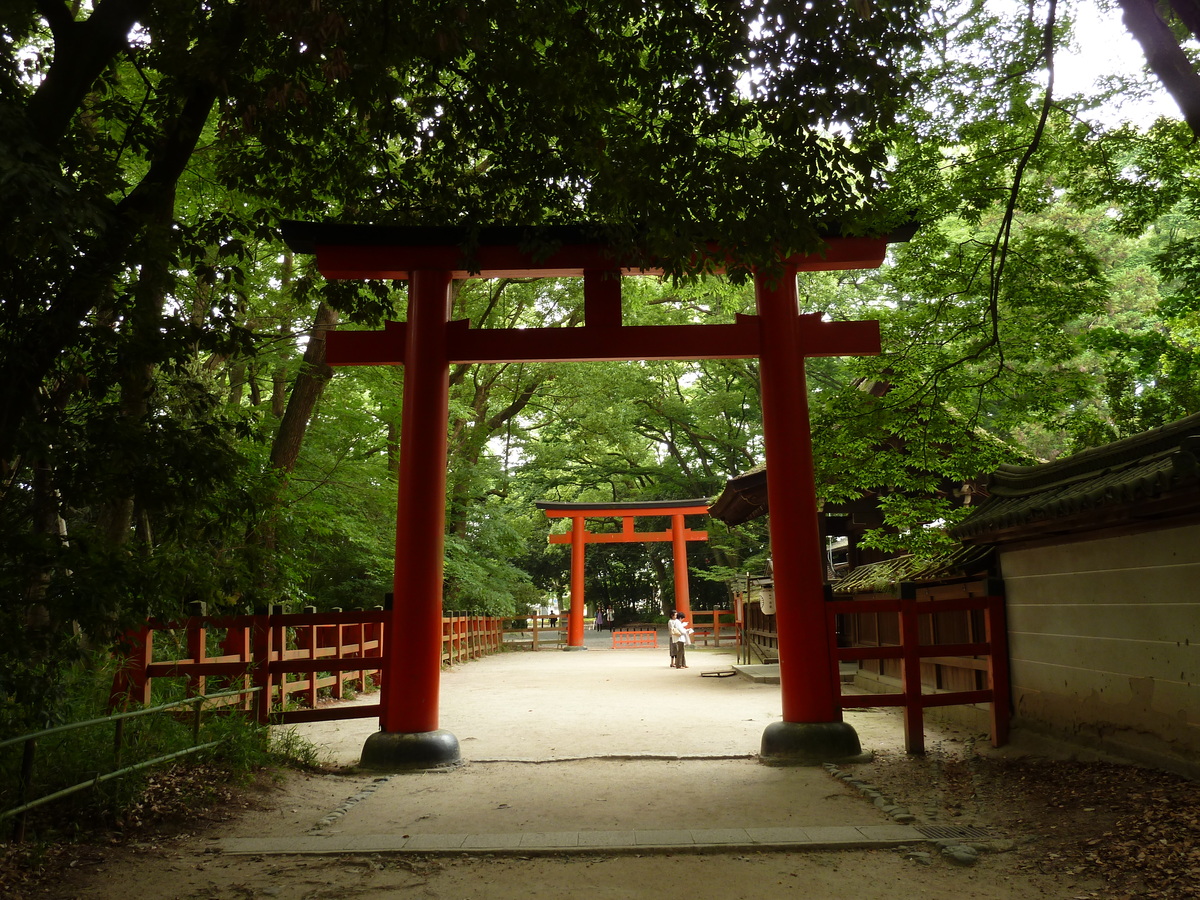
[1119,0,1200,136]
[0,4,243,463]
[648,552,672,617]
[269,302,339,473]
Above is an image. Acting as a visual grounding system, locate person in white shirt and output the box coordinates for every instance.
[668,611,691,668]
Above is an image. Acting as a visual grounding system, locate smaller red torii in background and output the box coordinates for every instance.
[535,499,710,646]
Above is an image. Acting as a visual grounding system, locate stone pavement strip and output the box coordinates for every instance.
[217,823,924,856]
[246,646,948,861]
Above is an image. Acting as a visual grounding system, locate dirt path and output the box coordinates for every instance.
[290,640,908,764]
[26,643,1198,899]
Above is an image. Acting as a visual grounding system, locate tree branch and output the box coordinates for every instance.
[28,0,154,148]
[1119,0,1200,137]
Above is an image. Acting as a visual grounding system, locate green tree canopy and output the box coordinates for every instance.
[4,1,1200,728]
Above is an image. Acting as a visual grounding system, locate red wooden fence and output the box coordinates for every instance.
[686,609,737,646]
[827,593,1011,753]
[110,609,506,725]
[611,629,658,649]
[442,614,504,664]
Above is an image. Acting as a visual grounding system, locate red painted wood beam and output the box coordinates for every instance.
[447,319,760,364]
[671,513,692,619]
[325,316,881,367]
[325,320,407,366]
[381,269,453,734]
[540,504,711,518]
[547,529,708,544]
[568,516,586,647]
[309,236,891,281]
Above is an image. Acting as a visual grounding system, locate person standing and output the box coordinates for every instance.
[668,611,680,667]
[668,611,691,668]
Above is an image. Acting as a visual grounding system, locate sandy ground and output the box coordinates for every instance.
[294,636,905,764]
[36,638,1124,899]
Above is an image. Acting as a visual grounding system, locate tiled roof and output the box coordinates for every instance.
[830,544,994,593]
[707,464,767,525]
[949,412,1200,543]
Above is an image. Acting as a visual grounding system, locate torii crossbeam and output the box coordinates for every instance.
[280,221,911,771]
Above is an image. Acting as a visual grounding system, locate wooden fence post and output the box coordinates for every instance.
[825,599,841,708]
[369,613,382,688]
[899,583,925,755]
[329,608,345,699]
[352,609,367,691]
[251,608,273,724]
[220,618,252,710]
[300,606,318,708]
[273,604,290,710]
[109,624,154,709]
[186,602,207,699]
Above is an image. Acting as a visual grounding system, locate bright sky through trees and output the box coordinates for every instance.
[1058,1,1184,124]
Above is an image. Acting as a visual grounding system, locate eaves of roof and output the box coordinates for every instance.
[707,464,767,525]
[948,412,1200,544]
[830,544,994,594]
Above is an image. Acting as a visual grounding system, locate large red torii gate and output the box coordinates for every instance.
[279,221,912,771]
[535,499,710,646]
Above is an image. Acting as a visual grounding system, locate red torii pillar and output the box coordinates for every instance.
[756,270,868,762]
[535,500,710,646]
[279,220,909,770]
[385,271,453,733]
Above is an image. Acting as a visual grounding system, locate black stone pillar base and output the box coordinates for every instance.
[359,729,461,772]
[759,721,872,766]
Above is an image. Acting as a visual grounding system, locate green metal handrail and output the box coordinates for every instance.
[1,687,262,841]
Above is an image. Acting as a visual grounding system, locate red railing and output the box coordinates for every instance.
[109,608,388,725]
[686,609,737,646]
[500,615,567,649]
[611,629,658,649]
[442,614,504,664]
[827,593,1011,753]
[110,609,507,725]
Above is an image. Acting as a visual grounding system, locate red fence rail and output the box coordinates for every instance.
[611,629,658,649]
[686,609,737,646]
[499,615,567,649]
[442,614,504,664]
[110,609,508,726]
[827,593,1011,753]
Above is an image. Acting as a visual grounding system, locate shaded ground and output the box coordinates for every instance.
[856,739,1200,899]
[3,642,1197,899]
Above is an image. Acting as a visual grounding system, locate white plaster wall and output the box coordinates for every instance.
[1000,522,1200,776]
